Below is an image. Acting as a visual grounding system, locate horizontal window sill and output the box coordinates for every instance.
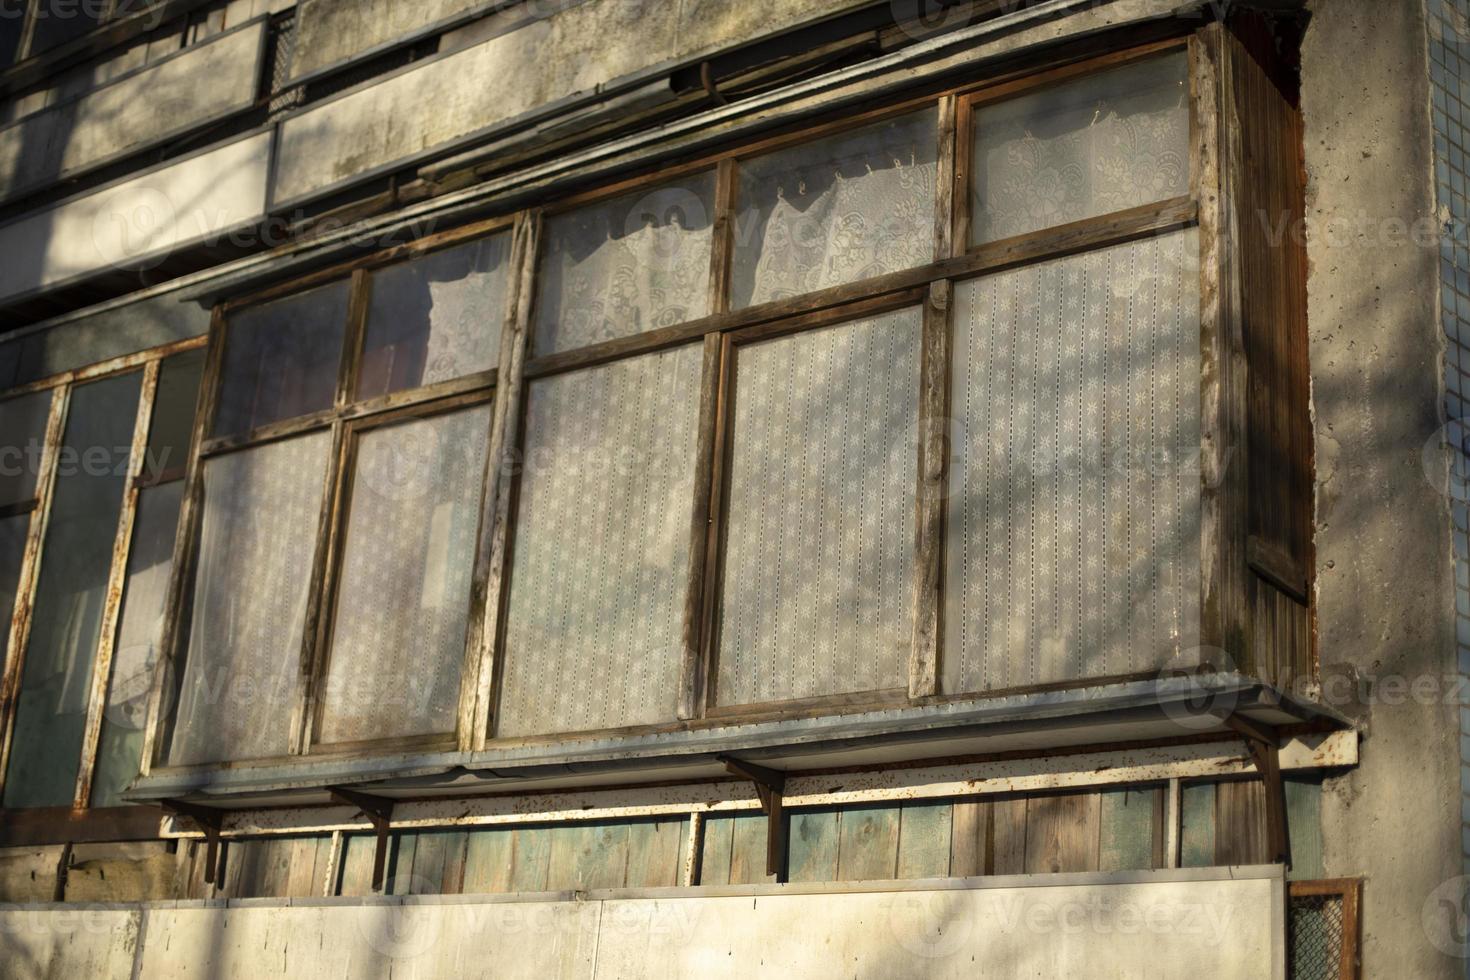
[126,674,1350,811]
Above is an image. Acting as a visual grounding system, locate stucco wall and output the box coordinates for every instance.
[1303,0,1463,975]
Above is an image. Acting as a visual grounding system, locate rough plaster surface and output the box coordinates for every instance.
[1303,0,1461,975]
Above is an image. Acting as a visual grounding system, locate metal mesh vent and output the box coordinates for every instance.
[1289,891,1347,980]
[266,14,302,118]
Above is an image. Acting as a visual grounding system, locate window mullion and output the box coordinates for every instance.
[140,308,229,778]
[72,357,160,807]
[679,332,726,721]
[463,209,541,751]
[0,382,68,801]
[911,278,951,700]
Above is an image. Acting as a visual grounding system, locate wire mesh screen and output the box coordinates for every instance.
[1289,891,1346,980]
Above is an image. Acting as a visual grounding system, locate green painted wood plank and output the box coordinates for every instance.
[698,815,734,886]
[546,822,629,891]
[625,819,683,888]
[406,831,450,895]
[729,812,777,885]
[836,805,901,882]
[1285,777,1323,881]
[336,834,376,897]
[385,832,417,895]
[897,802,952,879]
[510,827,553,892]
[463,828,515,894]
[1179,783,1216,868]
[787,809,839,883]
[1099,788,1158,872]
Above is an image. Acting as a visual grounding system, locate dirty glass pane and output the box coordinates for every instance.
[317,404,491,745]
[731,109,937,310]
[715,309,919,707]
[943,230,1201,694]
[169,432,332,766]
[89,482,185,807]
[142,348,205,482]
[3,372,141,808]
[214,280,350,437]
[0,514,29,651]
[497,344,702,737]
[533,174,715,355]
[0,389,51,508]
[971,53,1190,244]
[358,234,512,399]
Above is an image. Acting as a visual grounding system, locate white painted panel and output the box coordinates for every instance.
[271,0,872,206]
[0,21,266,203]
[0,907,139,980]
[0,131,272,303]
[2,869,1283,979]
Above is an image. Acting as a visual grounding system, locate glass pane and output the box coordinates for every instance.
[214,281,350,437]
[0,1,23,74]
[0,514,29,652]
[317,405,491,744]
[732,109,937,309]
[0,390,51,508]
[716,309,920,706]
[169,432,332,766]
[971,53,1189,244]
[3,372,140,808]
[943,230,1201,693]
[90,482,184,808]
[358,234,512,400]
[27,0,105,56]
[533,174,716,355]
[143,348,205,482]
[497,344,702,737]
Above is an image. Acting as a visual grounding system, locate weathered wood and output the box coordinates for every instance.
[462,827,514,894]
[1192,26,1252,673]
[786,810,839,883]
[74,358,158,807]
[990,798,1027,875]
[508,826,552,892]
[934,93,958,261]
[1214,779,1269,866]
[708,157,738,316]
[896,801,951,879]
[624,819,683,888]
[1098,787,1158,872]
[1024,792,1100,875]
[911,278,950,699]
[949,799,988,877]
[680,812,702,886]
[470,211,542,748]
[679,334,723,720]
[546,822,630,890]
[836,805,900,882]
[728,812,776,885]
[697,814,734,886]
[1179,782,1216,868]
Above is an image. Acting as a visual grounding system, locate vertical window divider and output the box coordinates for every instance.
[1190,25,1250,667]
[141,307,229,777]
[73,358,159,807]
[696,333,735,714]
[293,269,372,755]
[678,159,739,722]
[0,383,67,801]
[951,91,975,259]
[466,208,540,751]
[912,279,951,701]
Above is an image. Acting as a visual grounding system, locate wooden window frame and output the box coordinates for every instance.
[0,334,207,820]
[121,20,1312,784]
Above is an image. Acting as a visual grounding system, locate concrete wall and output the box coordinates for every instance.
[1301,0,1463,976]
[0,870,1284,980]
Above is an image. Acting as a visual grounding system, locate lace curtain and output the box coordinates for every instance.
[943,229,1201,694]
[717,308,920,706]
[972,53,1189,244]
[534,175,716,355]
[170,432,331,766]
[497,344,703,736]
[732,109,937,309]
[317,405,491,744]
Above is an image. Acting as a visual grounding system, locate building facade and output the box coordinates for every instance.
[0,0,1455,976]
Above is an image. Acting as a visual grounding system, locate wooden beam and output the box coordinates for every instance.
[327,786,395,892]
[717,754,787,882]
[161,799,225,884]
[911,279,950,699]
[1219,713,1290,868]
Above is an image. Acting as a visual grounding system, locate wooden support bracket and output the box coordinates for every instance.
[160,800,225,885]
[1220,713,1291,868]
[328,786,396,892]
[717,755,787,882]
